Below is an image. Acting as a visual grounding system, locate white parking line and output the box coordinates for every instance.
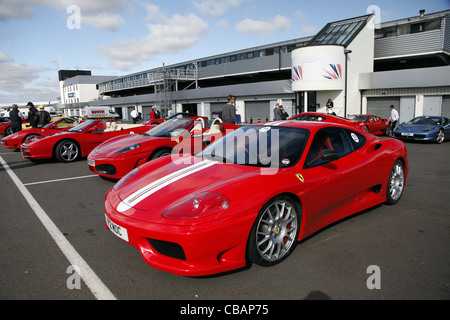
[0,156,116,300]
[24,175,98,186]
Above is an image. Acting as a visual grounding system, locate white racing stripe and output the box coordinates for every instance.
[117,160,216,213]
[0,156,116,300]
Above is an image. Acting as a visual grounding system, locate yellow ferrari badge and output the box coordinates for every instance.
[296,174,305,183]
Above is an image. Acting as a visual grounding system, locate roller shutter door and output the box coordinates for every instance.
[245,101,270,123]
[443,96,450,118]
[367,97,400,119]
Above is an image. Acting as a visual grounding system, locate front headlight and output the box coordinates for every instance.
[115,144,141,154]
[162,192,230,219]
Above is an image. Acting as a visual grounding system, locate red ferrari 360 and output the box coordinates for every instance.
[104,120,408,276]
[88,118,238,180]
[21,119,154,162]
[289,112,367,132]
[2,117,77,149]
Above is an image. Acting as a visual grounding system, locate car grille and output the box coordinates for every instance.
[147,238,186,261]
[95,164,117,176]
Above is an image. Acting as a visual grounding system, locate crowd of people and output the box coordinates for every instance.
[8,102,52,134]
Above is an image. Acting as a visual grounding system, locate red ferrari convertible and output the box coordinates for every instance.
[289,112,367,132]
[21,120,153,163]
[104,120,408,276]
[349,114,389,135]
[88,118,238,180]
[2,117,77,149]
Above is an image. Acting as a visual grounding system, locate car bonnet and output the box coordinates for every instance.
[114,157,260,220]
[93,133,152,155]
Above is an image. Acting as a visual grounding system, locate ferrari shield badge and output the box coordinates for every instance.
[296,173,305,183]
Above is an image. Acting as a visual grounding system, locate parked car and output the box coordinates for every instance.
[0,117,31,136]
[348,114,389,135]
[2,117,77,149]
[104,120,408,276]
[289,112,367,132]
[88,118,239,179]
[393,116,450,144]
[20,120,154,163]
[145,112,208,125]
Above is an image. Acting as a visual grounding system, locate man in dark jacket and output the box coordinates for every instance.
[9,104,23,133]
[36,105,51,127]
[222,94,236,124]
[27,102,39,128]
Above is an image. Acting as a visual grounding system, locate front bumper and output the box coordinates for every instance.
[88,153,146,179]
[104,193,253,276]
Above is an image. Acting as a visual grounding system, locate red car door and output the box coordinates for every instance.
[302,128,369,231]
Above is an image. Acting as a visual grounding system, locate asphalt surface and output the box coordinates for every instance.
[0,138,449,301]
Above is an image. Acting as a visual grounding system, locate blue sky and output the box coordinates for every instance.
[0,0,449,104]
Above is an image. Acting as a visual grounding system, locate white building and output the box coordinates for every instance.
[61,10,450,123]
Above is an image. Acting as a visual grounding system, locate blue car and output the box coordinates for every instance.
[393,116,450,144]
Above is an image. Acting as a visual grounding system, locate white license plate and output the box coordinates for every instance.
[87,158,95,166]
[105,214,129,242]
[401,133,414,137]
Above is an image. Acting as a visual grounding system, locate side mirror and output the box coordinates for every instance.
[321,149,340,162]
[307,149,340,168]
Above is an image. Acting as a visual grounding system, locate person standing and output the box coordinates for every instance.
[326,99,334,114]
[27,102,39,128]
[280,105,289,120]
[273,103,282,120]
[389,104,399,134]
[9,104,23,134]
[36,105,51,127]
[222,95,237,124]
[130,108,139,124]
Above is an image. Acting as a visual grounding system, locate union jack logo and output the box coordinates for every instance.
[323,64,342,80]
[292,66,303,81]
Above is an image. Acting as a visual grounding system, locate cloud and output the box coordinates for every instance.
[0,0,127,31]
[236,15,291,35]
[192,0,251,16]
[0,49,59,103]
[98,6,209,70]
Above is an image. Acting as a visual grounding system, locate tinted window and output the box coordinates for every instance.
[305,128,366,168]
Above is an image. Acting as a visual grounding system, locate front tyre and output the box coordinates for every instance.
[386,160,405,205]
[247,195,300,267]
[55,140,80,162]
[436,129,445,144]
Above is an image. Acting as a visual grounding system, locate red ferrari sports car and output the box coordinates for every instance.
[289,112,367,132]
[21,119,154,163]
[349,114,389,135]
[88,118,239,180]
[2,117,77,149]
[145,112,208,125]
[104,120,408,276]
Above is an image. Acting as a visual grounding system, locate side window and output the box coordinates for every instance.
[345,129,366,151]
[305,128,362,168]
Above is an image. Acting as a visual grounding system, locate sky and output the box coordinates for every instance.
[0,0,449,105]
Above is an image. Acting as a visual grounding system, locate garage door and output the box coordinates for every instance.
[367,97,400,119]
[245,101,270,123]
[443,96,450,118]
[423,96,442,116]
[210,102,225,119]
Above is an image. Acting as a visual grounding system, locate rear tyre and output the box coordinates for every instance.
[386,160,405,205]
[55,140,80,162]
[247,195,300,267]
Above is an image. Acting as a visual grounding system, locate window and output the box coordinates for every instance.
[305,128,366,168]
